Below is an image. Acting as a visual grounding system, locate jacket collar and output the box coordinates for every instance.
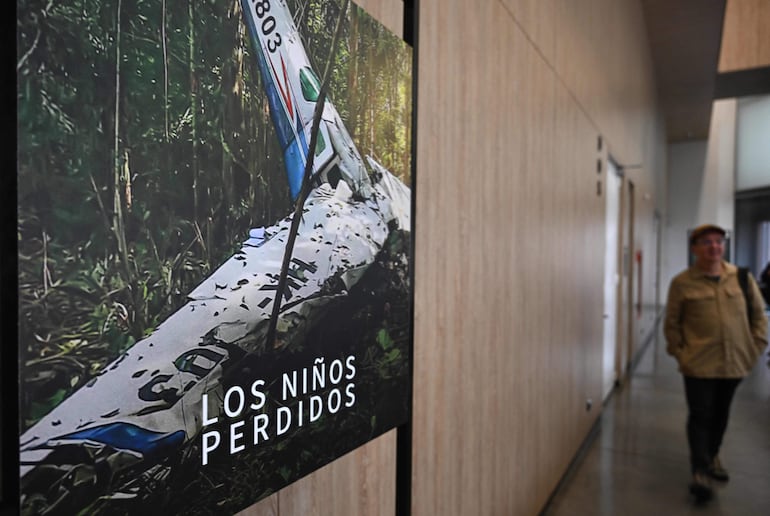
[687,261,736,282]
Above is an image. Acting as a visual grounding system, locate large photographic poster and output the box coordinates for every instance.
[16,0,412,513]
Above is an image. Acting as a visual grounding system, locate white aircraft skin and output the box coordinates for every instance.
[19,174,408,474]
[242,0,374,198]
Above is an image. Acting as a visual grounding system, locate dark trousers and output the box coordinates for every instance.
[683,376,742,474]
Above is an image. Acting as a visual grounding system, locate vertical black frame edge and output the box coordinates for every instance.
[2,2,20,513]
[395,1,416,516]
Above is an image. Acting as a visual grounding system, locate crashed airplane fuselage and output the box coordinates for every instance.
[19,0,411,512]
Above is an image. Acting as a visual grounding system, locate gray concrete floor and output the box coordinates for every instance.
[542,323,770,516]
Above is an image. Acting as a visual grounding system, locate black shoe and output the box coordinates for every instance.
[689,472,713,502]
[708,457,729,482]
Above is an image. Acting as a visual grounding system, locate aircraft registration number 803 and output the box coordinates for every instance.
[251,0,283,53]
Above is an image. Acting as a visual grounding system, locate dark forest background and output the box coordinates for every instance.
[16,0,412,430]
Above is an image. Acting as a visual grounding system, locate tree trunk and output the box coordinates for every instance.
[162,0,169,142]
[112,0,129,272]
[347,4,359,139]
[189,0,200,233]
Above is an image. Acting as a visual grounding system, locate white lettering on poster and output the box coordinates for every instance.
[200,354,358,465]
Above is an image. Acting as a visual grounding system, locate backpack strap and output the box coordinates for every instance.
[737,267,753,325]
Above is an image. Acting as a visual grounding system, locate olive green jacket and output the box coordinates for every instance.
[664,261,768,378]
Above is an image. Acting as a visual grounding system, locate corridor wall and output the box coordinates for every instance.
[240,0,666,514]
[663,99,737,291]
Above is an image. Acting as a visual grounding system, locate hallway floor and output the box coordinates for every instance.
[542,323,770,516]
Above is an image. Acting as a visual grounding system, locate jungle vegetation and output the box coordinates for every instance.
[16,0,412,429]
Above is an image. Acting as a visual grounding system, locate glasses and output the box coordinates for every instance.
[696,238,724,246]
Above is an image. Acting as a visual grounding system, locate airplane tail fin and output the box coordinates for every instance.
[240,0,371,199]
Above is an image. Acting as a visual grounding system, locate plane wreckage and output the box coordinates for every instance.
[19,0,411,512]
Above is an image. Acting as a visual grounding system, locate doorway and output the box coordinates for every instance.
[602,160,622,400]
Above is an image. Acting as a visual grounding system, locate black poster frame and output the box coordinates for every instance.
[2,3,21,512]
[396,0,417,515]
[396,0,420,516]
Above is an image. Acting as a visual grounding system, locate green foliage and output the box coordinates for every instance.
[17,0,412,429]
[28,388,67,422]
[376,327,393,349]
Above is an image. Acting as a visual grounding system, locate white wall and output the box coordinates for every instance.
[662,99,737,291]
[736,94,770,191]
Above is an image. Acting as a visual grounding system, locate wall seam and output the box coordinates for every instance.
[496,0,605,141]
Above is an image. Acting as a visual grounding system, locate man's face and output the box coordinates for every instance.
[691,231,725,266]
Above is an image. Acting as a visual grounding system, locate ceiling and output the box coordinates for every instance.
[640,0,727,143]
[641,0,770,143]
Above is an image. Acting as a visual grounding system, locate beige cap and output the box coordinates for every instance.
[689,224,726,245]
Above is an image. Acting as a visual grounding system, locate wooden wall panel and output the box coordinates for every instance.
[718,0,770,72]
[505,0,665,352]
[353,0,403,38]
[276,429,396,516]
[237,430,397,516]
[504,0,658,167]
[412,0,662,514]
[412,0,605,514]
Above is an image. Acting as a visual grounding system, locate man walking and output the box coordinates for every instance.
[664,224,768,502]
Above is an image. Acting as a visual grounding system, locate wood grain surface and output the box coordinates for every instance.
[719,0,770,72]
[413,0,663,514]
[354,0,404,38]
